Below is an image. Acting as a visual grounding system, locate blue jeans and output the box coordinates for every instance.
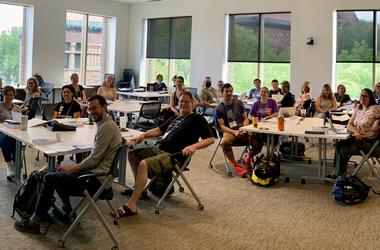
[0,132,16,162]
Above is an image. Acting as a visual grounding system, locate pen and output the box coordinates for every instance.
[296,117,305,125]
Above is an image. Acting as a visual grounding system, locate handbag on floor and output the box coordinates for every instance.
[251,154,280,187]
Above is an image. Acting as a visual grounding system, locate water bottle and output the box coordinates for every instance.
[130,76,135,92]
[253,112,258,128]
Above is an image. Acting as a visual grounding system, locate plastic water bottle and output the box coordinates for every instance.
[130,76,135,92]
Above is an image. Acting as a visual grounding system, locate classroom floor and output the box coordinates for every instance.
[0,141,380,250]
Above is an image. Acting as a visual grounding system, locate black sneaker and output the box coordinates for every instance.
[52,206,75,223]
[14,219,40,234]
[121,188,148,199]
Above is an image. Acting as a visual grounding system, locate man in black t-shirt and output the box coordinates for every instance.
[117,91,214,218]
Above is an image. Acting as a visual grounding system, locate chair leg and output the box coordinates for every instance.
[208,139,221,168]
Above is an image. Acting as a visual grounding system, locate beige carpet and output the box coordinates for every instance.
[0,143,380,250]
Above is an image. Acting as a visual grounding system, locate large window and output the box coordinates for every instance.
[227,13,291,94]
[0,3,32,86]
[64,12,115,84]
[335,10,380,97]
[145,17,192,86]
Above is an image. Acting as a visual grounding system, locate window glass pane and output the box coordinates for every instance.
[64,54,69,69]
[145,58,169,84]
[170,17,191,59]
[64,12,84,83]
[262,63,290,87]
[85,15,109,84]
[75,42,81,51]
[172,59,191,85]
[376,63,380,84]
[336,11,373,62]
[75,54,81,69]
[262,13,291,62]
[146,18,170,58]
[228,14,259,62]
[0,4,24,85]
[336,63,372,98]
[65,42,70,51]
[228,62,258,94]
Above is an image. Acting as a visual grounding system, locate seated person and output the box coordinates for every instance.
[69,73,87,102]
[215,80,224,100]
[329,88,380,178]
[118,91,214,217]
[246,78,261,100]
[97,74,117,101]
[334,84,351,106]
[269,79,283,97]
[54,85,81,166]
[249,87,278,122]
[169,76,198,116]
[14,95,122,234]
[278,80,295,107]
[315,83,337,118]
[154,74,167,91]
[373,82,380,104]
[0,86,22,181]
[216,83,263,177]
[295,81,312,115]
[21,77,41,111]
[200,76,217,116]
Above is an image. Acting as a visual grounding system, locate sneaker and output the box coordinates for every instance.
[52,206,76,223]
[234,165,248,177]
[14,219,40,234]
[6,161,15,181]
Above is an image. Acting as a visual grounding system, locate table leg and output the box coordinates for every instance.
[14,141,23,181]
[118,144,127,185]
[48,156,56,172]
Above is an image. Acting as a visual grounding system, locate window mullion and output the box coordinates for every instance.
[81,14,89,84]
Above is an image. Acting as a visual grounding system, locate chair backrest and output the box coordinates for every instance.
[27,97,42,119]
[139,101,162,120]
[40,82,54,94]
[110,145,122,178]
[42,103,57,120]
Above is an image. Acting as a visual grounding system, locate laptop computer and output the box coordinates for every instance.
[327,118,349,134]
[279,107,296,117]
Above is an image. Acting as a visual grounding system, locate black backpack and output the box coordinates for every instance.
[332,175,371,205]
[12,170,54,219]
[251,154,281,187]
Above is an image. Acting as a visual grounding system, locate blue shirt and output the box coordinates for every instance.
[215,100,246,129]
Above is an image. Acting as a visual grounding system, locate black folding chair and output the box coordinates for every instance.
[352,138,380,181]
[57,146,122,249]
[144,152,203,215]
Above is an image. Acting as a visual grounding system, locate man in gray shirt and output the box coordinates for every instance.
[14,95,122,234]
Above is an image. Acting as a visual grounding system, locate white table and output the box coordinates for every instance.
[0,118,142,185]
[117,91,170,100]
[107,100,143,114]
[242,117,351,182]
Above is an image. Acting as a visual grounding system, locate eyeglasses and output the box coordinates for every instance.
[360,94,369,98]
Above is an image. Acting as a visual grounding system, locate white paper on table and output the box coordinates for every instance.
[48,143,76,152]
[28,118,49,127]
[73,144,92,149]
[332,114,350,122]
[272,94,283,103]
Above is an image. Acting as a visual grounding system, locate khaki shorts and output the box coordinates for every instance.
[132,147,174,178]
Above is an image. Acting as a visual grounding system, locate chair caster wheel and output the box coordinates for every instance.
[111,246,119,250]
[57,240,65,248]
[285,177,290,183]
[301,179,306,184]
[198,204,204,210]
[114,218,118,225]
[155,208,160,215]
[179,187,184,192]
[227,172,233,177]
[209,164,213,169]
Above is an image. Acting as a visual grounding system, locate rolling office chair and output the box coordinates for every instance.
[40,82,54,104]
[57,145,123,250]
[134,101,162,131]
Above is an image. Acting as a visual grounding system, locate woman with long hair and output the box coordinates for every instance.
[295,81,312,115]
[334,84,351,106]
[169,76,198,116]
[97,74,117,101]
[22,77,41,110]
[314,83,337,117]
[69,73,87,102]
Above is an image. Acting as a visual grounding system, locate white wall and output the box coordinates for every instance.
[127,0,380,95]
[4,0,129,84]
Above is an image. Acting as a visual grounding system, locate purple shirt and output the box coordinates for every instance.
[249,99,278,118]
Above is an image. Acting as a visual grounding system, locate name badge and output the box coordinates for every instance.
[229,121,237,128]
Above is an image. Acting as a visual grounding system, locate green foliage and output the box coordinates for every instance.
[336,63,372,98]
[338,41,372,61]
[0,27,21,84]
[229,25,258,61]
